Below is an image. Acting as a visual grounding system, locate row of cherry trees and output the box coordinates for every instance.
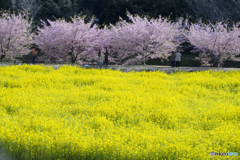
[1,12,240,66]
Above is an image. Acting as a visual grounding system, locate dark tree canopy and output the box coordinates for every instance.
[1,0,240,26]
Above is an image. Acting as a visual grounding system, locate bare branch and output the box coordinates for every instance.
[13,0,43,19]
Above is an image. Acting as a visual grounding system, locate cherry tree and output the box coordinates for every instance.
[0,12,33,62]
[35,15,104,63]
[107,13,185,65]
[185,20,240,67]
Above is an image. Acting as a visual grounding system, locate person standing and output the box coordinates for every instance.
[171,52,175,67]
[32,47,37,64]
[175,51,181,68]
[105,49,109,67]
[98,50,103,68]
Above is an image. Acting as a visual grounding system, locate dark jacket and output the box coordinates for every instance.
[105,51,109,63]
[171,54,175,61]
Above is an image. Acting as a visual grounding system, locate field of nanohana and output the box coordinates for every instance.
[0,65,239,160]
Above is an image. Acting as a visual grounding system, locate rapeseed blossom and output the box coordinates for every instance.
[0,65,239,159]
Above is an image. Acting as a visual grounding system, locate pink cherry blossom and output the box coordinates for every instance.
[185,20,240,67]
[35,16,102,63]
[106,13,185,65]
[0,12,33,61]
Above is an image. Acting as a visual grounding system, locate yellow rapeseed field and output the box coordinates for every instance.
[0,65,239,160]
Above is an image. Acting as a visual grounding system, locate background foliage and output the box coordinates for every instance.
[1,0,240,26]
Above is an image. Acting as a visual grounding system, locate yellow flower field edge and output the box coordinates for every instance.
[0,65,239,160]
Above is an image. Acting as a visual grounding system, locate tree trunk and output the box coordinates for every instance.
[218,62,223,68]
[0,54,6,62]
[71,55,75,64]
[143,52,146,65]
[217,55,222,68]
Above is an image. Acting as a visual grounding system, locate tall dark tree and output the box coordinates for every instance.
[0,0,12,10]
[82,0,108,18]
[2,0,240,27]
[99,0,128,25]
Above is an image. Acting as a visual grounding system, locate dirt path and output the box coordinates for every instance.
[1,62,240,73]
